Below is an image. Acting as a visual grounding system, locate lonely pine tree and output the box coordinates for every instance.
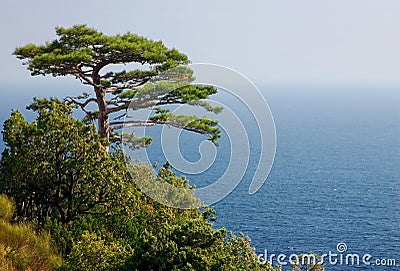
[14,25,221,148]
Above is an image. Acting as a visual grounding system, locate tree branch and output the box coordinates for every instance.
[106,103,129,114]
[65,96,97,115]
[74,64,94,86]
[104,82,143,92]
[112,112,127,120]
[109,119,210,135]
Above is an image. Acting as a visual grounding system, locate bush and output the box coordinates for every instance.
[61,231,132,271]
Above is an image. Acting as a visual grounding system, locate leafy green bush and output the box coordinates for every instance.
[61,231,132,271]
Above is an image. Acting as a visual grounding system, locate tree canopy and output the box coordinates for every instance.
[14,25,221,146]
[0,98,130,227]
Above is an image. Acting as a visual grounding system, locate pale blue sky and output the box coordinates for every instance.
[0,0,399,88]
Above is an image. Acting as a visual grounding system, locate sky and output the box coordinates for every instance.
[0,0,399,90]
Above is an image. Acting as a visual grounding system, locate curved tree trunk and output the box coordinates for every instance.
[96,89,109,142]
[97,94,110,152]
[93,68,110,149]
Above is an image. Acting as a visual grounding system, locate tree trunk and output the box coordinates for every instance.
[96,92,109,139]
[94,85,110,151]
[93,67,110,149]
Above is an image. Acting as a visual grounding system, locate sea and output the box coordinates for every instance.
[1,84,399,270]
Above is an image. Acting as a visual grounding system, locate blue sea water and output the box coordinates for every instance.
[229,86,400,271]
[144,85,400,270]
[1,85,399,270]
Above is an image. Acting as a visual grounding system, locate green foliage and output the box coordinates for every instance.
[0,98,130,229]
[222,232,274,271]
[61,231,132,271]
[121,132,152,149]
[14,25,188,77]
[0,195,62,271]
[149,107,220,145]
[14,25,222,145]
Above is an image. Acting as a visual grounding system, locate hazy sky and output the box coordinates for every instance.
[0,0,399,88]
